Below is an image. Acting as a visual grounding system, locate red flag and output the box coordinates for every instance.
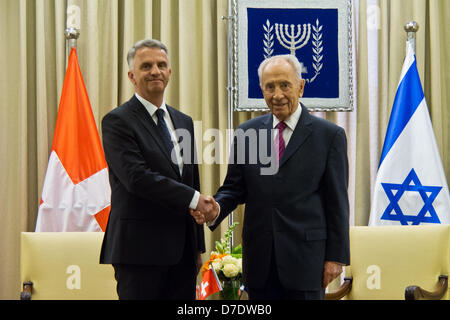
[35,48,111,232]
[198,267,222,300]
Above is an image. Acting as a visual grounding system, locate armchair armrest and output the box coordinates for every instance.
[20,281,33,300]
[325,277,353,300]
[405,275,448,300]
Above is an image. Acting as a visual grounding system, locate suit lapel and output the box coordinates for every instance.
[166,105,184,143]
[130,96,181,179]
[279,103,313,168]
[259,114,278,179]
[261,113,275,160]
[166,105,187,179]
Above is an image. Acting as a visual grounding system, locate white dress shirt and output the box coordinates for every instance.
[272,103,302,147]
[135,93,200,210]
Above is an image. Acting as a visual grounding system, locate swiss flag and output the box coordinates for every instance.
[198,268,222,300]
[35,48,111,232]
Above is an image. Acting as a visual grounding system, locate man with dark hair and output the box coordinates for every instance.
[100,39,215,299]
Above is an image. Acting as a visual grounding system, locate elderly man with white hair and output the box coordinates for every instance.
[192,54,350,300]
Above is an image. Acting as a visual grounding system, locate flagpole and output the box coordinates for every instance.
[65,4,81,69]
[404,21,419,54]
[223,0,236,248]
[65,27,80,69]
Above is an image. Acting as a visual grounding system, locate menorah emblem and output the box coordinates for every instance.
[263,19,323,84]
[274,23,312,55]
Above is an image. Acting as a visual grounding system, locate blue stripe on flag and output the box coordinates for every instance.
[379,58,425,166]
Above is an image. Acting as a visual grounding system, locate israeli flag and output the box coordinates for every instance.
[369,41,450,226]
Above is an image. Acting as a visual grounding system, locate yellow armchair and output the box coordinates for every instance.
[20,232,117,300]
[327,225,449,300]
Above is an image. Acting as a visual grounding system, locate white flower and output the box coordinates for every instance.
[222,255,239,266]
[223,263,239,278]
[237,258,242,273]
[211,258,222,272]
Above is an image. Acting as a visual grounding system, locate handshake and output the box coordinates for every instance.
[190,194,219,225]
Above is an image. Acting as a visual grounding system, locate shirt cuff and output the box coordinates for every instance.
[189,191,200,210]
[206,202,221,227]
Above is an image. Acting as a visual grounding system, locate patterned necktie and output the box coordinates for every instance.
[275,121,287,160]
[155,108,175,155]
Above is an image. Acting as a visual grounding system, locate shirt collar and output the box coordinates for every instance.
[273,103,302,130]
[135,93,167,117]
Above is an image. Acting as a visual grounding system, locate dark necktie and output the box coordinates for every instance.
[155,108,175,156]
[275,121,287,160]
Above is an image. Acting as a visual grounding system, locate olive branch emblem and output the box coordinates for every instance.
[307,19,323,83]
[263,19,274,59]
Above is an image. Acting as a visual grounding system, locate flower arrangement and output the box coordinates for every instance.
[201,222,243,299]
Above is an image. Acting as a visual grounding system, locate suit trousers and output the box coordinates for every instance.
[112,227,197,300]
[247,246,324,300]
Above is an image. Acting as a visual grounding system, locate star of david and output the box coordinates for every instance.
[380,168,442,225]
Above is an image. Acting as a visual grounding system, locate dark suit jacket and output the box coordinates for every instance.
[211,104,350,291]
[100,95,205,266]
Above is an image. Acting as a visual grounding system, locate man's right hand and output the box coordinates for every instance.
[191,195,219,224]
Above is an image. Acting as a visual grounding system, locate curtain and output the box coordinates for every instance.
[0,0,448,299]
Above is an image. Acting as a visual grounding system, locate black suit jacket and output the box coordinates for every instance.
[211,104,350,291]
[100,95,205,266]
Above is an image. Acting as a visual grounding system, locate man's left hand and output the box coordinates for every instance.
[322,261,343,289]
